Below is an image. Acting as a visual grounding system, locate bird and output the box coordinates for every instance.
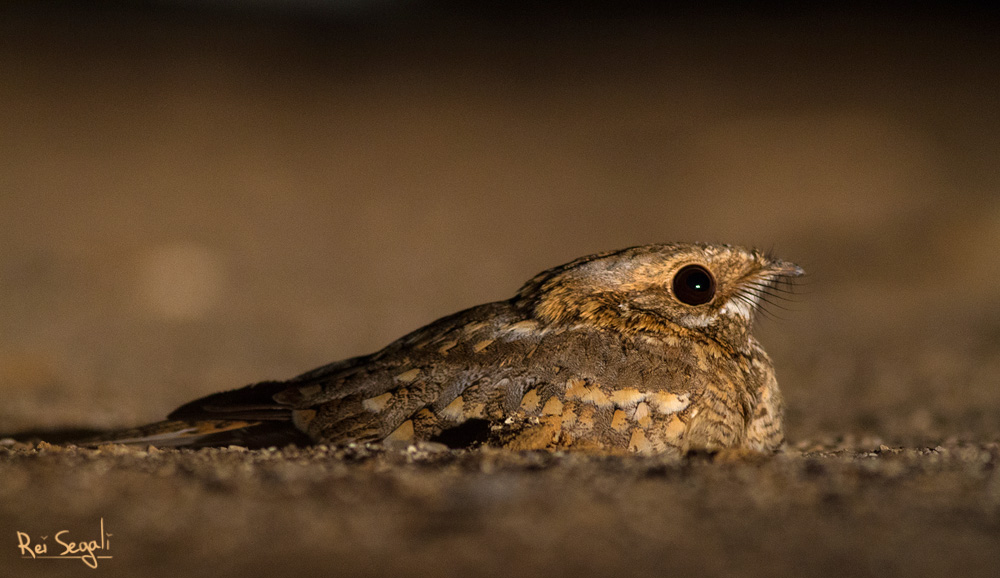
[75,243,803,456]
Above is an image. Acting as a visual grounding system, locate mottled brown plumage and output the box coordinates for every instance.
[83,243,803,456]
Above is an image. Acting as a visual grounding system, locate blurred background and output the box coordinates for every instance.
[2,1,999,444]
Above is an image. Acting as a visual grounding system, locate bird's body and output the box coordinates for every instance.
[81,243,802,456]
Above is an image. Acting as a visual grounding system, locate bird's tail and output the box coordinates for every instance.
[7,419,311,449]
[7,381,313,448]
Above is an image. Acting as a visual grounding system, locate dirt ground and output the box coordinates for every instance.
[2,4,1000,577]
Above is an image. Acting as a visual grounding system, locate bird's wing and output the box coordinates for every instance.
[287,305,705,447]
[157,301,529,444]
[123,299,704,449]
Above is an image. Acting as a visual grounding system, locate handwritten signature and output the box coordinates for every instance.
[16,518,112,569]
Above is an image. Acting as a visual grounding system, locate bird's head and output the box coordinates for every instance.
[516,243,804,352]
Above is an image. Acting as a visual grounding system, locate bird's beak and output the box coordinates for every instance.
[767,259,805,278]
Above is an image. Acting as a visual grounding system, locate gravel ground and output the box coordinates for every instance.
[2,4,1000,577]
[4,439,1000,578]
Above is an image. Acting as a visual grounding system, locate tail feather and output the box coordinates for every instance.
[6,381,313,449]
[167,381,293,422]
[45,419,312,449]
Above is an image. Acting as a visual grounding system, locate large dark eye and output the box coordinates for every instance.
[672,264,716,305]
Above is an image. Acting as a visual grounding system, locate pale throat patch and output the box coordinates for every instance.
[719,273,777,321]
[680,290,758,329]
[719,295,756,321]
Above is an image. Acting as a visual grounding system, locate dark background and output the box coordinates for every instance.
[2,3,999,577]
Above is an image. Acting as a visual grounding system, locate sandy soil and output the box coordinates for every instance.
[2,4,999,577]
[3,439,1000,578]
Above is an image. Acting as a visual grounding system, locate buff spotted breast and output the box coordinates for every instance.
[76,243,803,456]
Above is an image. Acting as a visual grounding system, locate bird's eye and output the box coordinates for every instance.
[672,264,716,306]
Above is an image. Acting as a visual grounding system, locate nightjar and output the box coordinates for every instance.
[82,243,803,455]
